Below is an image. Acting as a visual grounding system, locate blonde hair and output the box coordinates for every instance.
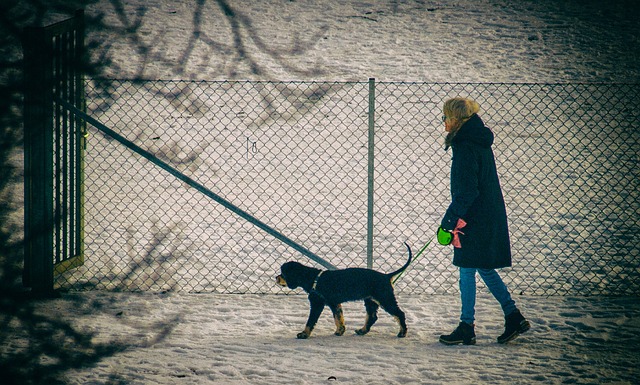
[443,97,480,149]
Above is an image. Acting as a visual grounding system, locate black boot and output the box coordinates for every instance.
[497,309,530,344]
[439,322,476,345]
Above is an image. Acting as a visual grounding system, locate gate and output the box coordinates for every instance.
[22,10,86,294]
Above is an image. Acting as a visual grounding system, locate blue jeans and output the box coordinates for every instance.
[459,267,517,325]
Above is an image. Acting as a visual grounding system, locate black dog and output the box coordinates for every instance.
[276,243,412,339]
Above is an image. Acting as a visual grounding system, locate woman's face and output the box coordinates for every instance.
[444,117,453,133]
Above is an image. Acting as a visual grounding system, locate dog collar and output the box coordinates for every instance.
[311,271,324,291]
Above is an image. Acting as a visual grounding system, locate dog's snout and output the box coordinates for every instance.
[276,275,287,287]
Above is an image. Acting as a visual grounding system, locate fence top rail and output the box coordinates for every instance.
[89,77,640,87]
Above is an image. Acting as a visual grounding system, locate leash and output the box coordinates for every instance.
[392,238,434,284]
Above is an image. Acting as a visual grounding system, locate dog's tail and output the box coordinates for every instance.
[388,242,413,281]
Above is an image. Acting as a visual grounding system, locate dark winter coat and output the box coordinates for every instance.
[441,114,512,269]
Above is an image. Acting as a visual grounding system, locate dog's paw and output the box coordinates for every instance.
[397,330,407,338]
[355,328,369,336]
[297,326,313,339]
[334,326,346,336]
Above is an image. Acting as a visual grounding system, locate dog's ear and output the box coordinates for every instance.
[280,262,303,289]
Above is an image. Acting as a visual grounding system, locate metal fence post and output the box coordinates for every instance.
[367,78,375,269]
[22,26,54,295]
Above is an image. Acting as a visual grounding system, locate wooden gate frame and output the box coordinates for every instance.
[22,10,86,294]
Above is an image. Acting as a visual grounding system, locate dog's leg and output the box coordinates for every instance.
[378,297,407,338]
[329,304,346,336]
[298,295,325,339]
[393,311,408,338]
[356,298,379,336]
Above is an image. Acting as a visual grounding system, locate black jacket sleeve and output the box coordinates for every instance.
[441,144,480,230]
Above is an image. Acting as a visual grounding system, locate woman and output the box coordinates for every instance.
[437,97,530,345]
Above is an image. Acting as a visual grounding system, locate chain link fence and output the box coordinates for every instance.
[54,79,640,296]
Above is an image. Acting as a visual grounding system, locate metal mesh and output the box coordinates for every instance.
[55,80,640,296]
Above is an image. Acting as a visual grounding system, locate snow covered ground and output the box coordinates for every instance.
[3,0,640,384]
[5,292,640,384]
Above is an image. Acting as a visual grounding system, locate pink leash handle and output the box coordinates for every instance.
[451,218,467,248]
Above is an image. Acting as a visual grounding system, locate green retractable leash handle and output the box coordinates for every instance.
[392,238,434,284]
[437,226,454,246]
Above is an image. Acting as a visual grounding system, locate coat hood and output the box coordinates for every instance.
[451,114,494,149]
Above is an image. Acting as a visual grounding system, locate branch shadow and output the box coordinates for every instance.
[1,0,335,382]
[0,1,180,384]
